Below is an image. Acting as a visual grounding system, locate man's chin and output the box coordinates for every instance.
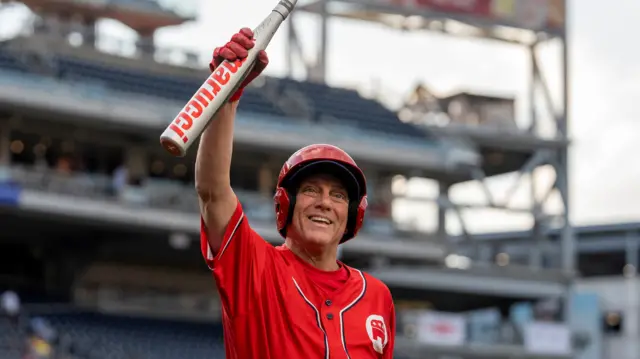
[300,232,336,247]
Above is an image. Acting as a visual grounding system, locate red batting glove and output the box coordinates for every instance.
[209,27,269,103]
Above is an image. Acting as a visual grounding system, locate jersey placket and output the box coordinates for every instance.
[292,275,349,359]
[318,272,367,359]
[319,297,345,358]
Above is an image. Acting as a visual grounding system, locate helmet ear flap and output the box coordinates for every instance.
[354,195,368,237]
[274,187,295,238]
[341,194,368,243]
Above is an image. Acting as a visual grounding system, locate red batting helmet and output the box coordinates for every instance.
[274,144,368,243]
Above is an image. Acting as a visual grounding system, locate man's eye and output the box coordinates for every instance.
[333,192,347,200]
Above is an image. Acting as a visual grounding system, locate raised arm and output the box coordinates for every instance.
[195,100,239,248]
[195,28,269,251]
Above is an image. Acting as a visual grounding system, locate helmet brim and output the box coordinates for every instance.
[284,160,363,201]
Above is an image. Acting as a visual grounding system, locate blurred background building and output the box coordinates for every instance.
[0,0,636,358]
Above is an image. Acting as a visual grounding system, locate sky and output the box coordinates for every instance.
[0,0,639,235]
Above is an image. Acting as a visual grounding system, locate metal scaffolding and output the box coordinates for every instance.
[285,0,574,274]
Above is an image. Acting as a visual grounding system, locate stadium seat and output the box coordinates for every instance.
[0,45,428,140]
[0,315,23,359]
[0,47,30,73]
[43,312,225,359]
[54,56,287,118]
[276,78,425,138]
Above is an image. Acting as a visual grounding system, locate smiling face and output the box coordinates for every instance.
[287,173,350,250]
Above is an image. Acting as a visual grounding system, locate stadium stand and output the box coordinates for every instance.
[42,312,225,359]
[0,44,426,140]
[0,35,449,231]
[54,55,288,118]
[0,315,23,359]
[0,0,588,358]
[1,305,227,359]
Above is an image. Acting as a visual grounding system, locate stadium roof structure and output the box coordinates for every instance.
[466,220,640,259]
[14,0,196,30]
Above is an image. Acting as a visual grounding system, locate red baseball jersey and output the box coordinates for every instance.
[200,199,396,359]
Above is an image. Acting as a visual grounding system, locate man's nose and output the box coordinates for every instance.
[315,192,333,209]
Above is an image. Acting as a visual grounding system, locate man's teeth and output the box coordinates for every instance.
[309,216,331,224]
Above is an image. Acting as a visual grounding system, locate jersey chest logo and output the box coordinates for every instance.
[365,314,388,354]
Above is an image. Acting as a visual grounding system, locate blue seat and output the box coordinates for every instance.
[43,312,225,359]
[2,49,431,141]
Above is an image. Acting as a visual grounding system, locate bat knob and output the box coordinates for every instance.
[160,137,186,157]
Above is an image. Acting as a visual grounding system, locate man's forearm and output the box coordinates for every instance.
[195,101,239,200]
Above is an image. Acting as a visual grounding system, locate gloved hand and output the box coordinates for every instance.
[209,27,269,103]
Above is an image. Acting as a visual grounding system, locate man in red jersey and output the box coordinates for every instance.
[196,27,396,359]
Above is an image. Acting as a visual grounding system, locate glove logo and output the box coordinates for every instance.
[365,314,387,354]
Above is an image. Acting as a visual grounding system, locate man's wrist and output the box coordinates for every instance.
[229,88,245,103]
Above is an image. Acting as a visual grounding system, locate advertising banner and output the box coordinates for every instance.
[523,321,571,355]
[416,310,466,346]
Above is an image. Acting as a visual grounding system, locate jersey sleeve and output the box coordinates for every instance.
[200,198,272,317]
[384,299,396,359]
[382,289,396,359]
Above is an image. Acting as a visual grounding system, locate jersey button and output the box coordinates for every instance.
[326,313,334,320]
[325,300,332,306]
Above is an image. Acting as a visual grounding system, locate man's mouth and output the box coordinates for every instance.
[308,215,332,225]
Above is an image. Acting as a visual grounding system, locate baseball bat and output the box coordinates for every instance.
[159,0,298,157]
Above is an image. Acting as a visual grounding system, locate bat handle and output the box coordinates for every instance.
[272,0,297,18]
